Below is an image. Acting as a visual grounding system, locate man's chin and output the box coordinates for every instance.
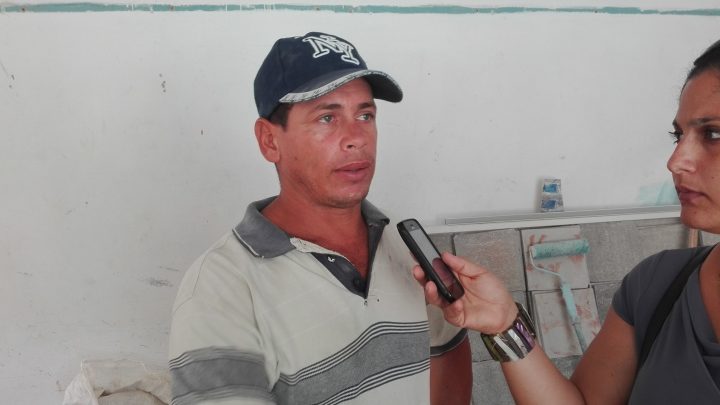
[326,190,370,209]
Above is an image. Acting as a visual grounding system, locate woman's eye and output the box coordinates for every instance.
[669,131,682,144]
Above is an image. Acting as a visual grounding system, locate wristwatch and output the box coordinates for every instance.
[481,302,537,362]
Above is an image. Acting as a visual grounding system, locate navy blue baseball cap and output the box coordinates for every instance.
[254,32,403,118]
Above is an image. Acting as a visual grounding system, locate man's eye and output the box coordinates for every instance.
[358,113,374,121]
[319,115,333,123]
[705,128,720,140]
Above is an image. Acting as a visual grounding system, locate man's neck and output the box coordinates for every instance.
[262,194,371,277]
[261,194,366,245]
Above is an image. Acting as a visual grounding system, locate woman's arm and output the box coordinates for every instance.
[415,253,637,405]
[570,308,637,404]
[500,308,636,405]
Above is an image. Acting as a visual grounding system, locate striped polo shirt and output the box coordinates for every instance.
[169,197,466,405]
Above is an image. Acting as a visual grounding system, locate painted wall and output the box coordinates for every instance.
[1,1,718,403]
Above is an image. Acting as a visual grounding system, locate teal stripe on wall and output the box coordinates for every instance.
[1,3,720,15]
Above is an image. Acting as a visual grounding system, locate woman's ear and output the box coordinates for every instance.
[254,118,281,163]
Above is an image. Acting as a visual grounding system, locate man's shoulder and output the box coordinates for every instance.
[173,231,259,309]
[233,197,296,259]
[201,230,255,264]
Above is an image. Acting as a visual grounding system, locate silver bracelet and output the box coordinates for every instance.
[481,302,537,362]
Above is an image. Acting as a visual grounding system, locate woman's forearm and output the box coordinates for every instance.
[501,346,585,405]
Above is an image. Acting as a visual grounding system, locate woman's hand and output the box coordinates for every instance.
[413,252,518,334]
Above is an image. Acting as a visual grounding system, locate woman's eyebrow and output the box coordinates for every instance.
[674,116,720,128]
[691,116,720,126]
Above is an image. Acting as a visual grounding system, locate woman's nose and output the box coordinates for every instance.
[667,135,699,174]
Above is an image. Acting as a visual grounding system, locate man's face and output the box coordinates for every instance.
[274,78,378,209]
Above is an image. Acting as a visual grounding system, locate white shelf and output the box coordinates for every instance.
[425,205,681,234]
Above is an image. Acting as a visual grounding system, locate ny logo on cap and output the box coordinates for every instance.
[302,35,360,66]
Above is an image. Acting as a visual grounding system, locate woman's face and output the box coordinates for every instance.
[667,69,720,232]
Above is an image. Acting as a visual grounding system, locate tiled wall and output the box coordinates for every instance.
[429,217,714,404]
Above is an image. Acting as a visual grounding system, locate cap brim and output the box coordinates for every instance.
[279,69,403,104]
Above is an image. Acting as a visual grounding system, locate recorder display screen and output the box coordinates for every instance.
[409,227,456,287]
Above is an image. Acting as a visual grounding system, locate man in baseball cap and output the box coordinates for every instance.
[169,32,471,405]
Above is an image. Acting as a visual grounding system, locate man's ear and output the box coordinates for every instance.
[254,118,281,163]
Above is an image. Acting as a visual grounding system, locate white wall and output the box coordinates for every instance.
[1,2,718,403]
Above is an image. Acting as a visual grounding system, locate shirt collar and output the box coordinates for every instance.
[232,196,389,258]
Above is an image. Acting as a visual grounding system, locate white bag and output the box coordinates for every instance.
[62,359,170,405]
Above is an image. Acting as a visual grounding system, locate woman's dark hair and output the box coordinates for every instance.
[687,39,720,82]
